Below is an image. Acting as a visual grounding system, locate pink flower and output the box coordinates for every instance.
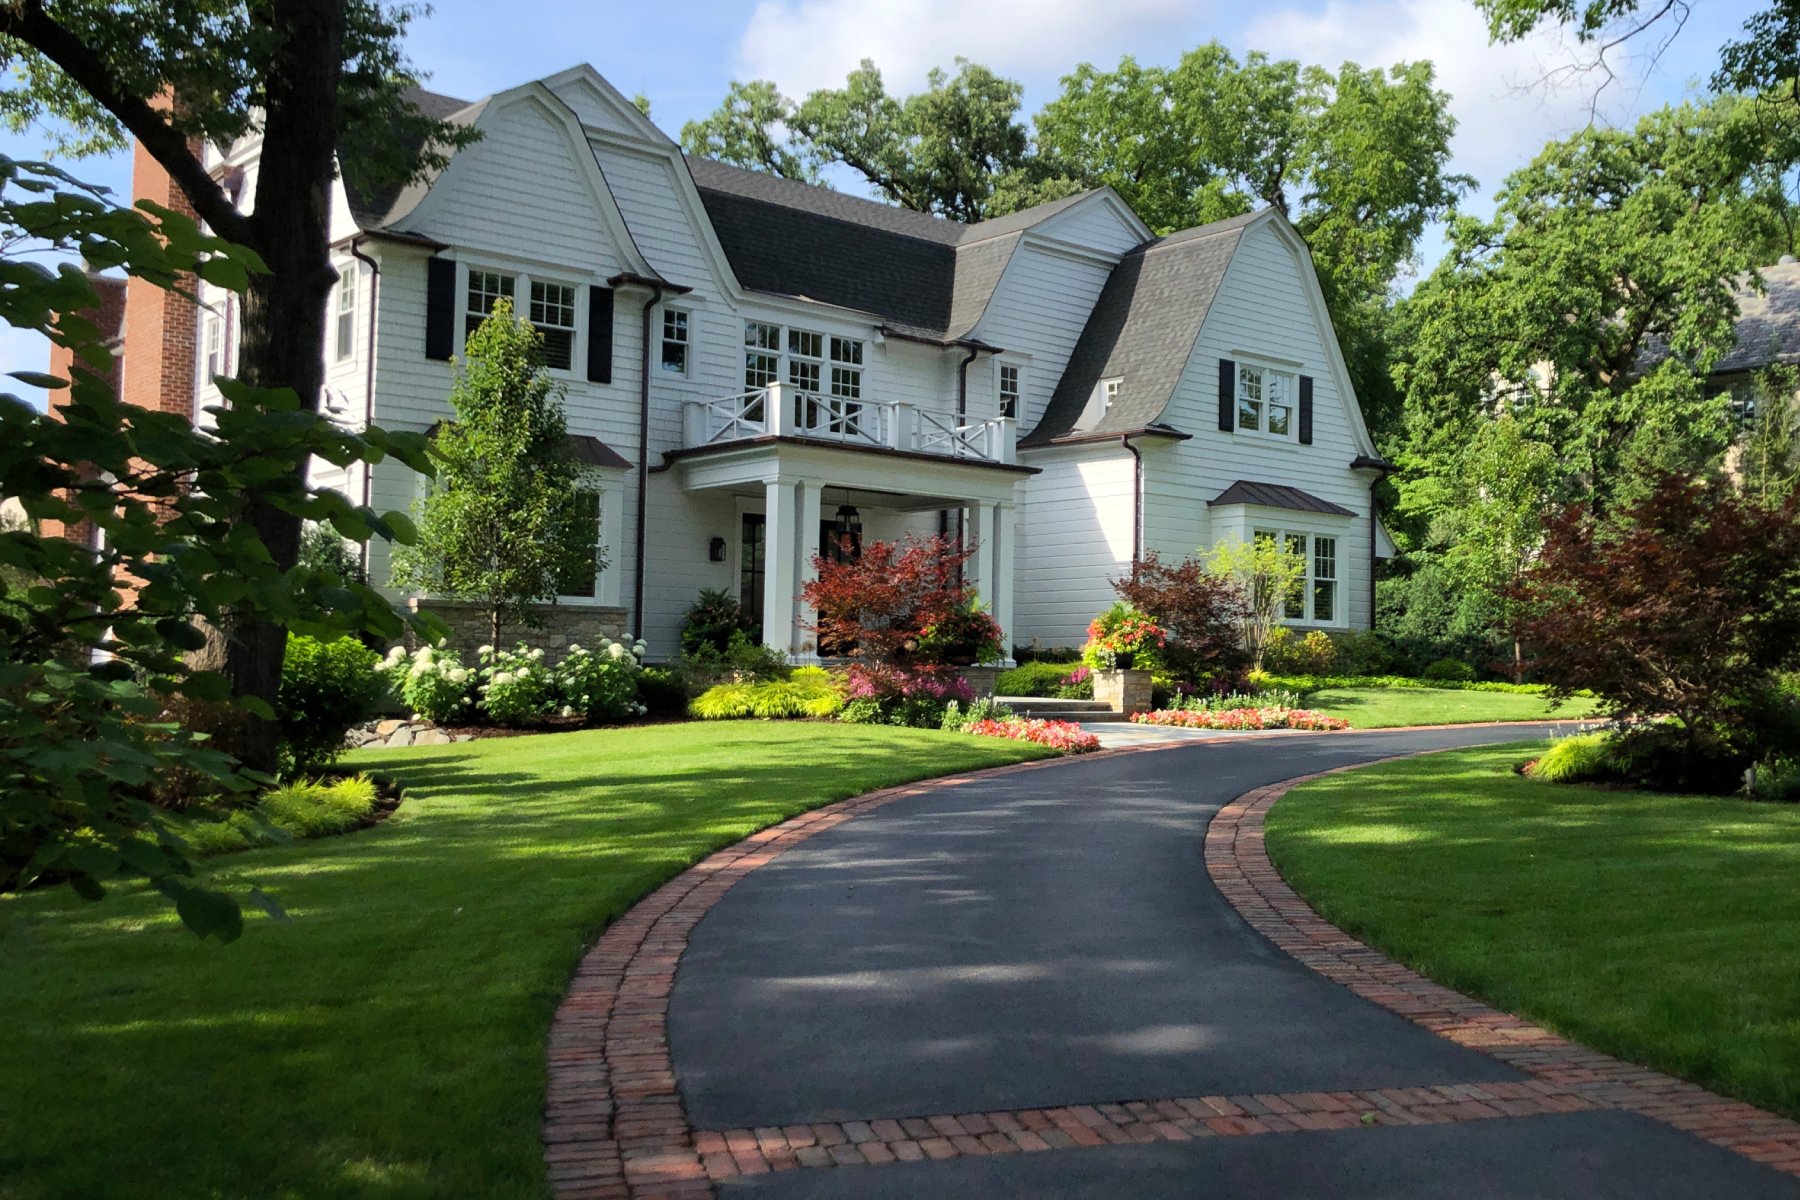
[966,717,1101,754]
[1128,707,1349,732]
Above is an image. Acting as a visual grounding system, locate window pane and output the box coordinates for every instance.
[336,309,354,361]
[741,513,766,624]
[530,281,575,328]
[661,341,688,374]
[1268,404,1290,435]
[1238,364,1262,403]
[830,336,862,365]
[557,490,602,597]
[789,329,822,359]
[789,359,821,392]
[1313,580,1336,622]
[745,320,780,350]
[466,270,514,339]
[830,366,860,400]
[998,365,1020,418]
[1284,533,1307,619]
[661,309,689,374]
[745,350,777,390]
[538,329,574,371]
[1313,536,1337,578]
[1238,397,1260,431]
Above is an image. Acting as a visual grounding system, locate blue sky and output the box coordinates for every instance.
[0,0,1759,392]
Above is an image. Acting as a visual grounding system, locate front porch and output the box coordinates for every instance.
[665,436,1035,662]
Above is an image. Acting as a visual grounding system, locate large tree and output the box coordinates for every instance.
[0,0,473,772]
[1394,94,1800,522]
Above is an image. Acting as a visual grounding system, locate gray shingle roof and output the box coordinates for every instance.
[1715,261,1800,374]
[341,87,481,231]
[685,155,1118,338]
[1022,210,1261,447]
[1208,479,1354,517]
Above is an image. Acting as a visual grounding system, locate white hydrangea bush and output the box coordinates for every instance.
[555,638,648,722]
[477,644,560,726]
[375,642,477,724]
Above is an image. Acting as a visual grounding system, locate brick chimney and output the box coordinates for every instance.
[118,132,203,421]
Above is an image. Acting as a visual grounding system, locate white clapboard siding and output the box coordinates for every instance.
[1014,448,1135,648]
[1032,196,1144,256]
[1152,220,1375,629]
[973,243,1114,431]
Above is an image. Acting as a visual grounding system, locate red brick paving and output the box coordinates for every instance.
[1207,763,1800,1181]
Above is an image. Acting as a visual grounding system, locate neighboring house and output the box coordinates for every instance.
[109,63,1391,661]
[1702,256,1800,425]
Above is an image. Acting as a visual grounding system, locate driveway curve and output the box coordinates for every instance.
[655,726,1800,1198]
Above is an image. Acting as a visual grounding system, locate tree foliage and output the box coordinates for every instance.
[1206,536,1308,672]
[391,300,601,649]
[801,534,990,666]
[1111,552,1248,681]
[1514,471,1800,788]
[0,156,432,938]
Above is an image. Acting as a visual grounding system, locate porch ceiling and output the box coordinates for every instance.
[659,437,1033,507]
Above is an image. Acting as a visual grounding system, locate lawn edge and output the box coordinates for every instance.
[540,738,1200,1200]
[1207,753,1800,1181]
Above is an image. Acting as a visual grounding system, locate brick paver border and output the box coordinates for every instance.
[1207,760,1800,1180]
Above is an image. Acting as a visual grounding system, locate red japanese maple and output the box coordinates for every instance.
[1112,552,1249,680]
[802,534,995,666]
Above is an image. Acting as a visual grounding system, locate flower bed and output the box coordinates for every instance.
[965,717,1102,753]
[1131,706,1350,732]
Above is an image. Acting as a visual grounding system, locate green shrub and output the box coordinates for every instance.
[1327,630,1398,675]
[279,635,385,775]
[682,628,792,685]
[681,587,752,655]
[1527,733,1619,784]
[476,644,560,725]
[1422,657,1477,682]
[996,660,1089,697]
[940,697,1015,731]
[1750,757,1800,802]
[1255,671,1576,697]
[1263,627,1338,674]
[177,775,381,857]
[636,666,691,719]
[688,667,843,720]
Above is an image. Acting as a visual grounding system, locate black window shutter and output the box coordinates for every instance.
[587,286,614,383]
[424,258,455,361]
[1218,359,1235,432]
[1298,375,1314,444]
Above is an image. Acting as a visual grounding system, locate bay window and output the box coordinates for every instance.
[1254,527,1340,624]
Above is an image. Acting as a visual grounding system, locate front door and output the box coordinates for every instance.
[740,512,766,625]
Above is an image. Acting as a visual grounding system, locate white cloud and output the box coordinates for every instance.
[735,0,1195,97]
[1242,0,1707,207]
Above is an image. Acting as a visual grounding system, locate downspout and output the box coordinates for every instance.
[632,283,669,642]
[348,237,380,579]
[952,345,981,571]
[1121,433,1144,575]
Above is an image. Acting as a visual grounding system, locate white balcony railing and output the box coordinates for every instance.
[683,381,1016,464]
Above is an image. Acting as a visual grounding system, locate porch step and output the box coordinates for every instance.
[993,696,1131,723]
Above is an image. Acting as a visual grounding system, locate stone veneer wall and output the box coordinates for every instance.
[408,599,630,662]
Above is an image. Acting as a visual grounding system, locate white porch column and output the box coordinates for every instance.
[793,479,823,661]
[761,477,797,654]
[968,499,999,613]
[993,501,1017,666]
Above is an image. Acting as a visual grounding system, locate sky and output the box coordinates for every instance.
[0,0,1761,395]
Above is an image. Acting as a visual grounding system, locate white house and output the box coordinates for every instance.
[189,64,1392,661]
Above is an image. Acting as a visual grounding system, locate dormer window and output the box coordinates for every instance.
[998,364,1021,419]
[661,308,690,376]
[1101,377,1122,411]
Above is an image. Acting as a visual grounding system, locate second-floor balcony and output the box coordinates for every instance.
[683,382,1017,465]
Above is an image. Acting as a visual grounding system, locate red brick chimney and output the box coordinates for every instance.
[118,132,203,420]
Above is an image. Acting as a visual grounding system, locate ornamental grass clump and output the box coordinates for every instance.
[1525,732,1621,784]
[689,667,844,720]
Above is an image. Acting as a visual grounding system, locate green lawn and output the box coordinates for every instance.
[1266,743,1800,1118]
[0,723,1050,1200]
[1304,685,1598,728]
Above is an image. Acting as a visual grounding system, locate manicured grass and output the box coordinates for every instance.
[0,723,1050,1200]
[1265,743,1800,1119]
[1303,685,1597,728]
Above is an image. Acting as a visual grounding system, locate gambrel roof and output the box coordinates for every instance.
[685,155,1109,343]
[1022,210,1261,446]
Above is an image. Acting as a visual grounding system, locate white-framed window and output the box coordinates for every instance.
[1237,362,1296,439]
[1253,528,1339,624]
[530,280,577,371]
[204,312,223,380]
[1101,377,1121,411]
[830,336,862,400]
[788,328,822,393]
[660,308,690,376]
[557,487,603,598]
[744,320,780,390]
[998,363,1021,419]
[466,269,515,339]
[334,268,357,362]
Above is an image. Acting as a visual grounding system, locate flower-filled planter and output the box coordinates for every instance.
[1093,668,1154,715]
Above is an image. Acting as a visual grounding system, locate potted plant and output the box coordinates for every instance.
[919,599,1006,695]
[1083,603,1165,714]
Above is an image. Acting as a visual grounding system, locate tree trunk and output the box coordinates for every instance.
[490,608,503,652]
[193,0,346,774]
